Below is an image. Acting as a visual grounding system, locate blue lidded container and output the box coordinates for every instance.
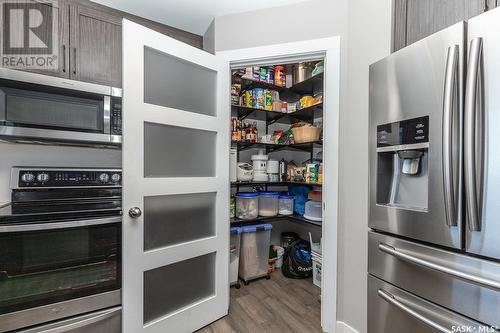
[258,191,279,217]
[278,194,295,216]
[235,192,259,220]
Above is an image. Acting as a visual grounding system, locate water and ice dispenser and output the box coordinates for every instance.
[376,116,429,212]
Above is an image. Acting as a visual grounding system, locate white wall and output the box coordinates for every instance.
[338,1,391,332]
[0,142,121,203]
[213,1,391,332]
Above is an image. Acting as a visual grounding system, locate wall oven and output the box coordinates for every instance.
[0,167,122,332]
[0,68,122,146]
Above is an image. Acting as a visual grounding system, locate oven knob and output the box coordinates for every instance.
[99,173,110,183]
[37,173,49,182]
[111,173,121,183]
[21,173,35,182]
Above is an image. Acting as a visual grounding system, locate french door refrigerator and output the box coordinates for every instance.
[368,7,500,333]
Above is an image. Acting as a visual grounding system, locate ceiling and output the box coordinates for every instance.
[91,0,311,35]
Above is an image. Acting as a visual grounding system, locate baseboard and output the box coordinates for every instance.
[335,321,360,333]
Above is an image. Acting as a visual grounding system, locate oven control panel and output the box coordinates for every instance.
[13,168,122,188]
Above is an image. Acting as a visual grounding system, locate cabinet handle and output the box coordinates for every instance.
[62,44,66,72]
[72,47,77,75]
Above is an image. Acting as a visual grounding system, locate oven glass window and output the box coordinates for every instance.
[0,223,120,314]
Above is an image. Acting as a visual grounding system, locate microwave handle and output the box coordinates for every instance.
[0,216,121,233]
[34,307,120,333]
[104,95,111,134]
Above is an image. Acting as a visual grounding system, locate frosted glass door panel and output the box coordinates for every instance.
[143,252,216,324]
[144,47,217,116]
[144,192,216,250]
[144,122,216,177]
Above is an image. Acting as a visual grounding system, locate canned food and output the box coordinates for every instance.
[253,88,265,109]
[252,66,260,80]
[260,67,267,82]
[244,90,253,107]
[267,66,275,84]
[265,90,273,110]
[274,65,286,87]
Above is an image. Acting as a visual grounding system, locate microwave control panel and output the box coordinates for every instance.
[377,116,429,147]
[15,169,122,188]
[111,99,122,135]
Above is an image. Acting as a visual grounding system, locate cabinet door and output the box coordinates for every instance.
[70,4,121,87]
[0,0,69,77]
[406,0,486,46]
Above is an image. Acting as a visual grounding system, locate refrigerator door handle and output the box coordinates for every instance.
[378,243,500,290]
[464,37,484,232]
[442,45,459,227]
[377,289,453,333]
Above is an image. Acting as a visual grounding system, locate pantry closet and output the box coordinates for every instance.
[225,58,326,331]
[121,21,339,332]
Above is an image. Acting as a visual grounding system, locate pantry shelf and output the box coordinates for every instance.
[234,73,324,96]
[232,103,323,124]
[233,140,322,152]
[290,73,324,95]
[231,181,322,188]
[230,214,322,227]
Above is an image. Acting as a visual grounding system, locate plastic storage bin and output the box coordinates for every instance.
[304,200,322,221]
[311,252,322,288]
[258,192,279,217]
[278,194,295,216]
[229,227,241,288]
[239,224,272,284]
[235,192,259,220]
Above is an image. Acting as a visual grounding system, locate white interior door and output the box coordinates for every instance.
[122,19,230,333]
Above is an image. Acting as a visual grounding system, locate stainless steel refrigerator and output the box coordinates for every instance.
[368,7,500,333]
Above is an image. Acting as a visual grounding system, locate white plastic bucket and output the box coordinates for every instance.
[275,246,285,269]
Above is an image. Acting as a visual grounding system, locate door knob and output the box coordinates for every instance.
[128,207,142,218]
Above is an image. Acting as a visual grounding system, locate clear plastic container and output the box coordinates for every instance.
[304,200,322,221]
[235,192,259,220]
[278,194,295,216]
[258,192,279,217]
[230,227,241,287]
[239,224,272,283]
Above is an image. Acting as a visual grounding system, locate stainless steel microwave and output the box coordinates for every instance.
[0,68,122,146]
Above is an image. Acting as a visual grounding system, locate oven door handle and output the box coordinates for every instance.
[0,216,121,232]
[35,307,120,333]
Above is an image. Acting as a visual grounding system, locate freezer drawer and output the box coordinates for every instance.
[18,307,121,333]
[368,275,490,333]
[368,231,500,327]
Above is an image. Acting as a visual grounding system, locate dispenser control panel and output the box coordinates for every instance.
[377,116,429,147]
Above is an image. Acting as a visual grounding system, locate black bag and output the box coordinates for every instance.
[281,239,313,279]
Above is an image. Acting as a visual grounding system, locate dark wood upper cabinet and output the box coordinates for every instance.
[69,4,122,87]
[392,0,498,52]
[1,0,202,87]
[1,0,70,77]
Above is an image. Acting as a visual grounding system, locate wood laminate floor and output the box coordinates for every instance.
[198,272,322,333]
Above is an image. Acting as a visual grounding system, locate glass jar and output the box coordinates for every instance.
[235,192,259,220]
[258,192,279,217]
[278,194,295,216]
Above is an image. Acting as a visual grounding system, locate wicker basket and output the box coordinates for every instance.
[291,126,321,143]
